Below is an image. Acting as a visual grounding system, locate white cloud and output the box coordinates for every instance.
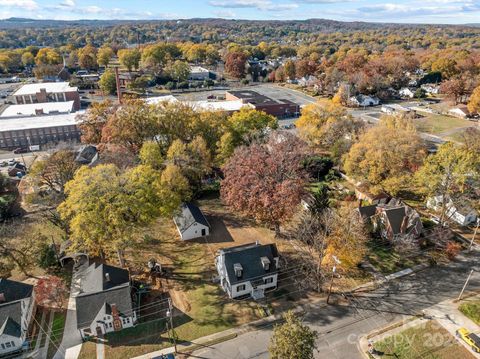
[213,9,237,18]
[59,0,75,7]
[209,0,298,11]
[0,0,38,11]
[85,5,102,14]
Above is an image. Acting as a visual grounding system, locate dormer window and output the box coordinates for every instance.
[233,263,243,278]
[260,257,270,271]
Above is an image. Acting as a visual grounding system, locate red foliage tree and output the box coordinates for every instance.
[225,52,247,79]
[35,276,68,309]
[221,132,308,235]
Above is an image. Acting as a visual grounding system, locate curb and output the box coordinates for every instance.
[349,263,430,293]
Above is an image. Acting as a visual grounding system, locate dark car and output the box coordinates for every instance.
[13,147,29,154]
[152,354,175,359]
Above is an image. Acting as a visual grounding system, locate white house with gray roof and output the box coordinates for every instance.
[173,203,210,240]
[75,262,136,339]
[0,279,35,356]
[215,242,279,300]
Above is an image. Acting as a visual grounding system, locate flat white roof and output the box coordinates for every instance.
[0,111,84,132]
[190,66,210,73]
[146,95,179,105]
[13,82,78,96]
[146,96,250,112]
[0,101,75,118]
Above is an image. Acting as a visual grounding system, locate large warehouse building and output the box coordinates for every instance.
[0,112,83,150]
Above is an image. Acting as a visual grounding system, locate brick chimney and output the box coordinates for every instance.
[37,88,47,103]
[0,293,5,303]
[35,108,44,115]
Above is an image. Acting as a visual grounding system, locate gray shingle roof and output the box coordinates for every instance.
[0,278,33,303]
[219,243,279,285]
[173,203,209,234]
[75,285,133,330]
[385,207,407,234]
[0,303,23,339]
[0,317,21,338]
[80,263,130,294]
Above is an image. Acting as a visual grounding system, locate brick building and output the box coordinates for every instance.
[12,82,80,111]
[0,112,83,150]
[226,90,300,118]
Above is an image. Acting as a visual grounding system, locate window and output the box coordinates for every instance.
[10,342,14,347]
[237,284,246,292]
[1,344,4,349]
[109,323,113,328]
[5,342,11,348]
[264,277,274,284]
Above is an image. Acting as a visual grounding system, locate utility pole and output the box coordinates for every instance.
[167,298,177,353]
[327,255,341,304]
[458,269,474,301]
[114,66,122,104]
[469,219,480,251]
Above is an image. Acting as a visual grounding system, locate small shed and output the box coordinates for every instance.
[173,203,210,240]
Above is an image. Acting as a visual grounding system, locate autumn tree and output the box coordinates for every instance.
[29,149,80,202]
[78,44,98,70]
[415,142,476,224]
[97,46,114,68]
[269,311,318,359]
[99,69,117,95]
[35,276,68,310]
[77,100,118,144]
[468,85,480,115]
[140,140,164,170]
[35,48,62,66]
[217,108,277,163]
[167,136,212,190]
[58,164,189,264]
[431,58,458,79]
[141,43,182,75]
[118,48,141,72]
[296,101,364,160]
[344,115,426,195]
[221,132,308,235]
[225,51,247,79]
[21,51,35,67]
[166,60,190,82]
[284,60,296,80]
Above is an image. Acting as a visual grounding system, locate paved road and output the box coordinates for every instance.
[193,249,480,359]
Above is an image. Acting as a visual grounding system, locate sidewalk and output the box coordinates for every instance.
[358,297,480,358]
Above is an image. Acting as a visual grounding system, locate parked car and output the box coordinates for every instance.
[7,159,17,166]
[456,328,480,353]
[13,147,29,154]
[0,161,7,167]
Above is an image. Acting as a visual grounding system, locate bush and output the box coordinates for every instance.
[177,81,189,89]
[37,244,59,269]
[445,241,461,260]
[241,79,250,85]
[459,301,480,325]
[164,81,176,90]
[302,156,334,181]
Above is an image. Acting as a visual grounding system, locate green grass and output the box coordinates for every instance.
[459,300,480,325]
[414,114,471,135]
[47,311,66,359]
[366,241,416,275]
[374,321,475,359]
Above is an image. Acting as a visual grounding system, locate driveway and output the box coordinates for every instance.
[193,249,480,358]
[52,258,89,359]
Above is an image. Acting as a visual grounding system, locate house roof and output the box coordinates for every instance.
[0,101,75,118]
[0,302,24,340]
[80,262,130,295]
[173,203,210,234]
[384,207,407,235]
[13,82,77,96]
[0,317,21,338]
[75,285,133,329]
[358,205,377,219]
[75,145,98,165]
[219,242,279,285]
[0,111,84,132]
[0,278,33,303]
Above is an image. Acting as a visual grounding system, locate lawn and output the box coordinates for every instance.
[366,240,420,275]
[99,193,292,358]
[459,299,480,325]
[374,320,475,359]
[47,311,66,359]
[414,114,472,135]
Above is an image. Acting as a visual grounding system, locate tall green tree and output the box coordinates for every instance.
[269,311,318,359]
[118,48,141,72]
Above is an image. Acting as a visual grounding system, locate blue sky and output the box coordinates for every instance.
[1,0,479,24]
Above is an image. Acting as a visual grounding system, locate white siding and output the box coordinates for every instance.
[0,335,22,356]
[180,222,210,241]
